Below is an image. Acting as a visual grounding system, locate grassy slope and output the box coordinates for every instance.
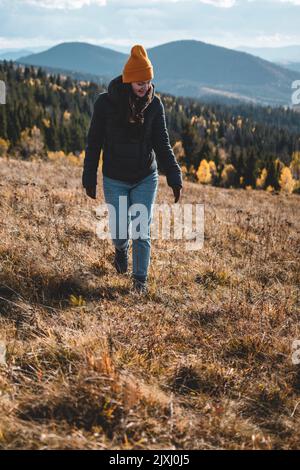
[0,156,299,450]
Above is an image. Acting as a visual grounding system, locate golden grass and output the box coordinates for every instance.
[0,155,299,449]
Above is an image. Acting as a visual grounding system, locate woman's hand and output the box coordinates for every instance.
[172,185,182,203]
[85,185,97,199]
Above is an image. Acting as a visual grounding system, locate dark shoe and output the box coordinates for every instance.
[114,246,128,274]
[132,277,148,294]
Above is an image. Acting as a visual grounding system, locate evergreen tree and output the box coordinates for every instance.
[265,154,280,190]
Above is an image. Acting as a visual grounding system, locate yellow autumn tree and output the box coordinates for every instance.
[290,151,300,180]
[256,168,268,189]
[20,125,45,159]
[181,164,187,176]
[47,150,66,161]
[0,138,9,157]
[173,140,185,162]
[279,167,295,194]
[221,164,237,188]
[196,159,212,184]
[63,110,71,122]
[208,160,217,183]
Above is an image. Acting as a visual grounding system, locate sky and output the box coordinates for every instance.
[0,0,300,53]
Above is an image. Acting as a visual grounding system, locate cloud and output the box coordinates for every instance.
[20,0,106,9]
[1,0,300,52]
[17,0,237,9]
[247,0,300,4]
[4,0,300,9]
[279,0,300,4]
[199,0,236,6]
[109,0,236,6]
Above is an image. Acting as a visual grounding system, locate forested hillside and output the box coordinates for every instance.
[0,60,299,193]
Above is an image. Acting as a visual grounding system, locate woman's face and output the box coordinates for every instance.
[131,80,151,98]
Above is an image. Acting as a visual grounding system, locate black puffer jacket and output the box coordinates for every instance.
[82,75,183,188]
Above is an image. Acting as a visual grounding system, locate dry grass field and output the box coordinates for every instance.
[0,155,299,450]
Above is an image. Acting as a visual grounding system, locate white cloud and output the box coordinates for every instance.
[247,0,300,4]
[279,0,300,4]
[21,0,106,9]
[111,0,236,5]
[5,0,300,9]
[198,0,236,6]
[18,0,237,9]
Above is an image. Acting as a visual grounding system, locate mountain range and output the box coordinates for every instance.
[12,39,300,107]
[236,44,300,76]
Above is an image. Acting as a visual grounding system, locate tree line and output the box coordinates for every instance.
[0,60,299,193]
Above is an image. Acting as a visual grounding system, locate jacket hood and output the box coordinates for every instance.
[107,74,155,105]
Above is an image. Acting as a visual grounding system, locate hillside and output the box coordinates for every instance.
[1,61,300,195]
[235,45,300,76]
[17,40,299,106]
[236,45,300,63]
[0,155,299,449]
[18,42,125,80]
[281,62,300,73]
[0,50,34,61]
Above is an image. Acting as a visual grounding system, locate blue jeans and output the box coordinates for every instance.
[102,170,159,282]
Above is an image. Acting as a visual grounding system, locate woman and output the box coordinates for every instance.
[82,44,183,294]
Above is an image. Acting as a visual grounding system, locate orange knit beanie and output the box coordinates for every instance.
[122,44,154,83]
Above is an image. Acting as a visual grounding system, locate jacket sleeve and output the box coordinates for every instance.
[152,98,183,188]
[82,92,106,188]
